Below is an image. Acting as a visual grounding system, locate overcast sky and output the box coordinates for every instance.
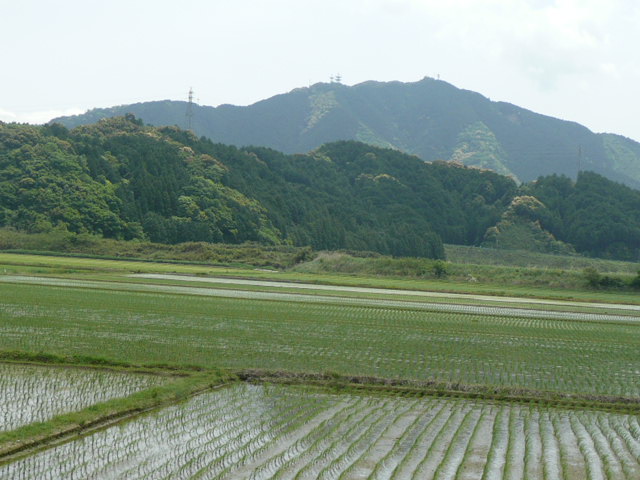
[2,0,639,141]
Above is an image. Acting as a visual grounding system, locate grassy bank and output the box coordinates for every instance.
[293,251,640,294]
[0,228,311,269]
[445,244,640,273]
[2,228,640,295]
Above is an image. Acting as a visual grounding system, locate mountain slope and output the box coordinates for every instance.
[4,117,640,260]
[53,78,640,188]
[0,118,521,258]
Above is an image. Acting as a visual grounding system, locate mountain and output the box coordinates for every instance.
[524,171,640,260]
[52,78,640,188]
[482,195,576,255]
[4,117,640,260]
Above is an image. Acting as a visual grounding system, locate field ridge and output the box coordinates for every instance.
[237,370,640,415]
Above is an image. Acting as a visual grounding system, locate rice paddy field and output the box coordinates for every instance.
[0,275,638,397]
[2,384,639,480]
[1,253,639,478]
[0,364,166,432]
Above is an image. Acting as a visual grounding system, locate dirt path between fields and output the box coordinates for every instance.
[132,273,640,313]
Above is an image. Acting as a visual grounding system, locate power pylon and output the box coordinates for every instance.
[577,145,582,176]
[186,87,195,131]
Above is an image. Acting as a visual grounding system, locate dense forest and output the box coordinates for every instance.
[524,172,640,260]
[1,116,639,261]
[53,78,640,189]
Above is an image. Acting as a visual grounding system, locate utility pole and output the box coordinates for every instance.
[577,145,582,177]
[186,87,195,131]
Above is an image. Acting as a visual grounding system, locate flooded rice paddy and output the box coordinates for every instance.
[0,363,166,433]
[2,384,639,479]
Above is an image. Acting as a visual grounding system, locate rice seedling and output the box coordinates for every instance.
[2,384,639,479]
[0,278,638,399]
[0,363,165,432]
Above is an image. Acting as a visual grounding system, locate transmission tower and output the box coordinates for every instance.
[186,87,195,131]
[577,145,582,176]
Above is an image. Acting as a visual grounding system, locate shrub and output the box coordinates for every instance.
[583,267,625,289]
[432,260,449,278]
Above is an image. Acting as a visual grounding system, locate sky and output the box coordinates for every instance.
[1,0,639,141]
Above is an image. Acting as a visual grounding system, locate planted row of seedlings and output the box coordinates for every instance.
[1,282,639,400]
[5,275,639,325]
[0,363,165,432]
[3,384,639,479]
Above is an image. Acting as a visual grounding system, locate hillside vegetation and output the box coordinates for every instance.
[2,117,640,261]
[53,77,640,188]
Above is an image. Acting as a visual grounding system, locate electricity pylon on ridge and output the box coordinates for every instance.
[186,87,195,131]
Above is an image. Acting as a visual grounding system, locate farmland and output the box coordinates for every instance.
[1,252,639,478]
[0,364,166,432]
[0,275,638,398]
[2,384,639,479]
[2,249,639,304]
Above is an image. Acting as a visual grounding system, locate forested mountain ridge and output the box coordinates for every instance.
[0,118,281,247]
[52,78,640,189]
[2,117,640,260]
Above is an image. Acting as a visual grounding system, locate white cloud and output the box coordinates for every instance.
[398,0,628,90]
[0,108,84,125]
[600,63,621,79]
[0,109,18,122]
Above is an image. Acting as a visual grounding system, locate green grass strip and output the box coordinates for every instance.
[0,350,209,374]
